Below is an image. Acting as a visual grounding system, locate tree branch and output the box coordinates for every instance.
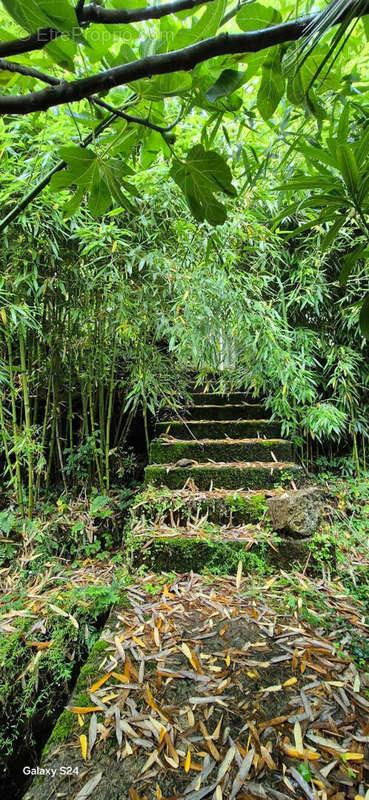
[0,59,181,132]
[0,28,60,59]
[1,4,365,117]
[0,0,213,58]
[81,0,215,24]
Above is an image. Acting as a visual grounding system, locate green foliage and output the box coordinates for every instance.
[170,145,236,224]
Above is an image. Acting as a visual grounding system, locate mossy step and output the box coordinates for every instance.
[128,529,316,573]
[145,461,304,490]
[133,486,269,525]
[150,437,292,464]
[23,607,126,800]
[156,419,281,440]
[186,403,266,420]
[191,392,254,405]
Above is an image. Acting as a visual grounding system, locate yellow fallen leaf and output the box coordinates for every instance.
[184,749,191,773]
[78,714,84,727]
[283,744,319,760]
[156,785,162,800]
[283,676,297,687]
[341,752,364,762]
[69,706,101,714]
[111,671,128,683]
[146,683,159,712]
[89,673,112,693]
[80,734,87,761]
[26,640,53,650]
[132,636,146,648]
[180,643,203,673]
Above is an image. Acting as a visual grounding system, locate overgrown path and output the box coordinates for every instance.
[24,573,369,800]
[23,395,369,799]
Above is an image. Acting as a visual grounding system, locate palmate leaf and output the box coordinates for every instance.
[170,144,236,225]
[50,145,139,218]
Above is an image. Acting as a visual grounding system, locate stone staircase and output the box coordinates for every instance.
[24,394,326,800]
[128,391,307,572]
[146,391,302,491]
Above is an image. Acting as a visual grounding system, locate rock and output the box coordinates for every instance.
[266,487,324,537]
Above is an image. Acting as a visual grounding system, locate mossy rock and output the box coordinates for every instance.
[149,438,292,465]
[155,419,281,440]
[186,403,266,420]
[145,462,304,490]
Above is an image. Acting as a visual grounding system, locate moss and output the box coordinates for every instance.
[129,534,272,575]
[145,463,304,490]
[130,487,270,527]
[149,439,292,465]
[155,420,282,440]
[42,638,111,755]
[224,491,267,521]
[188,403,266,420]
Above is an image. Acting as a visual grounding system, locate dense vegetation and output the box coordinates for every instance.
[1,0,369,796]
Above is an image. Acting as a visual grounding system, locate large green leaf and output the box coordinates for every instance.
[172,0,225,48]
[170,144,236,225]
[50,146,139,218]
[296,143,337,169]
[236,2,281,31]
[206,69,247,102]
[257,60,284,120]
[336,144,359,196]
[2,0,78,33]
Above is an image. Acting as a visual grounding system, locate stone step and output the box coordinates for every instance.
[150,437,293,464]
[186,403,267,420]
[145,461,303,490]
[133,486,269,525]
[156,419,281,440]
[128,527,313,573]
[191,392,256,405]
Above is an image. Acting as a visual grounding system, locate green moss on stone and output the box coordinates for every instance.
[129,534,271,575]
[145,463,303,490]
[149,439,292,465]
[224,491,267,521]
[42,637,111,755]
[130,487,269,526]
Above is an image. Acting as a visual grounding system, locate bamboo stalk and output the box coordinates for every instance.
[19,327,34,517]
[6,332,24,515]
[105,337,117,491]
